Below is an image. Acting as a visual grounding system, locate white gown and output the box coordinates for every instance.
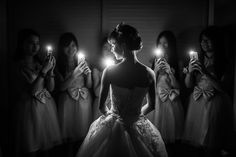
[76,84,168,157]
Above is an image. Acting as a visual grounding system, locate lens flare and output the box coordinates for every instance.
[77,52,85,60]
[154,48,164,58]
[46,45,53,54]
[104,57,115,67]
[189,50,198,60]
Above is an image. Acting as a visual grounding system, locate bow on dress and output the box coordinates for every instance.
[193,86,214,101]
[34,89,51,104]
[159,88,180,102]
[68,87,88,100]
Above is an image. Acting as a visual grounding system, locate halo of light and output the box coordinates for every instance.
[154,48,163,58]
[189,50,196,56]
[104,57,115,67]
[189,50,198,60]
[46,45,53,52]
[77,52,85,60]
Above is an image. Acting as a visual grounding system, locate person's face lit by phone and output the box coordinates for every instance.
[23,35,40,56]
[158,36,168,50]
[63,41,78,57]
[201,35,213,53]
[157,36,169,61]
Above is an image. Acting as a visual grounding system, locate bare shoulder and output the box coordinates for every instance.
[146,66,155,84]
[101,64,116,79]
[139,62,155,76]
[138,62,155,83]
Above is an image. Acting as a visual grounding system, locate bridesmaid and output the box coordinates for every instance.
[15,29,61,156]
[55,32,93,151]
[183,26,234,157]
[147,31,184,156]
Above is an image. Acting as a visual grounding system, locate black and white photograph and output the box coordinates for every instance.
[0,0,236,157]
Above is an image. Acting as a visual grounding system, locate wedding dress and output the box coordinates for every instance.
[76,84,168,157]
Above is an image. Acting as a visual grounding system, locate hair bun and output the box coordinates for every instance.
[109,23,142,51]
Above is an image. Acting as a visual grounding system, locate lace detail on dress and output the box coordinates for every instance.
[87,114,117,139]
[135,117,165,156]
[110,85,148,119]
[77,84,168,157]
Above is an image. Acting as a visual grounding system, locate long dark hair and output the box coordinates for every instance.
[15,29,41,62]
[152,30,179,79]
[57,32,78,77]
[199,26,226,79]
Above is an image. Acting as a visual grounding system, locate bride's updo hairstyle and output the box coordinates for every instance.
[108,23,143,53]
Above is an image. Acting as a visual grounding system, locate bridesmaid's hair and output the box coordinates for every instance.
[158,31,178,68]
[57,32,78,76]
[108,23,143,54]
[199,26,226,79]
[152,30,179,80]
[15,29,41,61]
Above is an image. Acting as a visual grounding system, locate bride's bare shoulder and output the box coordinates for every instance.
[137,62,155,83]
[138,62,154,75]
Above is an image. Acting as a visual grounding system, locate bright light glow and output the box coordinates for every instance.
[77,52,85,60]
[189,50,198,60]
[154,48,164,58]
[104,57,115,67]
[46,45,53,54]
[189,50,196,56]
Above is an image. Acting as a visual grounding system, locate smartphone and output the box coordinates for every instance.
[77,52,85,64]
[154,48,164,59]
[189,50,198,60]
[46,45,53,57]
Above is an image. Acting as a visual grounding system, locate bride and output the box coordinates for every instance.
[76,23,168,157]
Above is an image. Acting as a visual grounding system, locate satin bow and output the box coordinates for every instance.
[193,86,214,101]
[68,87,88,100]
[159,88,180,102]
[34,89,51,104]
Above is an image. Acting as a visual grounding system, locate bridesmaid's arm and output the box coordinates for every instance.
[85,71,92,88]
[45,56,56,92]
[31,75,45,95]
[58,74,76,91]
[21,68,45,95]
[141,69,156,115]
[204,72,224,92]
[58,62,86,91]
[184,72,195,88]
[99,68,110,115]
[45,70,55,92]
[168,69,180,89]
[93,68,101,94]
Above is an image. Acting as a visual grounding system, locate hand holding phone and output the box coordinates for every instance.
[189,50,198,61]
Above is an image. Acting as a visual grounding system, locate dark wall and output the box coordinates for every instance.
[5,0,208,150]
[7,0,208,66]
[215,0,236,129]
[0,0,8,152]
[7,0,101,62]
[102,0,208,65]
[5,0,209,154]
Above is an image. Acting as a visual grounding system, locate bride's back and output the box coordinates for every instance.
[107,61,154,122]
[108,61,153,89]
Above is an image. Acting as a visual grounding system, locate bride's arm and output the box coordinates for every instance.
[99,68,110,115]
[141,70,156,115]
